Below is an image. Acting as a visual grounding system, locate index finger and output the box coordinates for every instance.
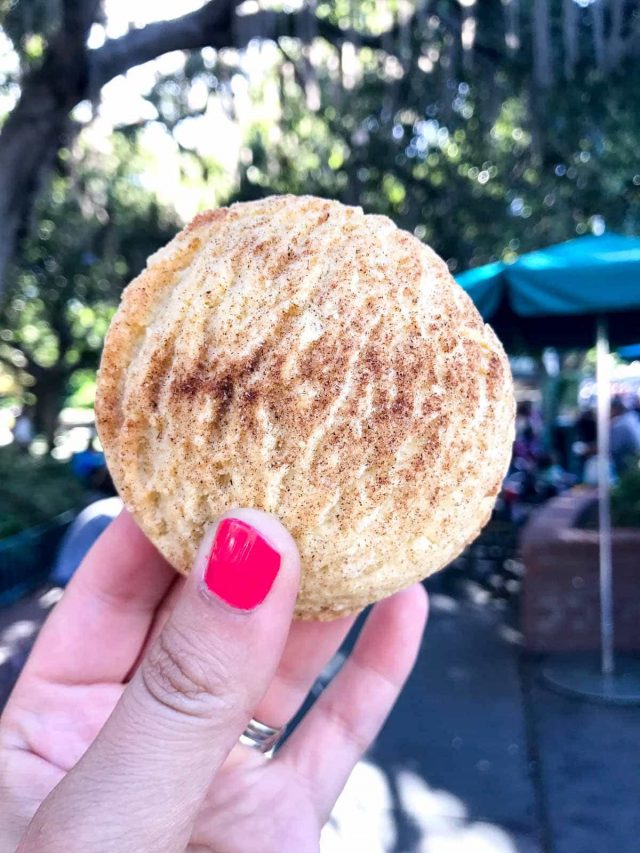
[22,511,176,686]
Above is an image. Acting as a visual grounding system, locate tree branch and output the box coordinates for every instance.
[89,0,240,94]
[61,0,102,43]
[90,1,498,96]
[49,0,102,103]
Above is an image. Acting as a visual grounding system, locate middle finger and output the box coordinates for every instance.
[251,614,356,729]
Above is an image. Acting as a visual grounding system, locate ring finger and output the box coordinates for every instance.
[251,613,356,731]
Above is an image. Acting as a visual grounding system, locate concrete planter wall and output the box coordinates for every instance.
[521,489,640,652]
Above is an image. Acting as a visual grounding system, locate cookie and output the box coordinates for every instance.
[96,195,515,619]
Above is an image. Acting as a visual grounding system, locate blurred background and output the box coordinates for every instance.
[1,2,639,851]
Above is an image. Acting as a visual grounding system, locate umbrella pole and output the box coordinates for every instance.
[541,317,640,704]
[596,317,614,676]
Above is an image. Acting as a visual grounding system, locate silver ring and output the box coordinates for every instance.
[239,718,284,755]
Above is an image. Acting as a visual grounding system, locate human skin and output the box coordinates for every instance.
[0,509,427,852]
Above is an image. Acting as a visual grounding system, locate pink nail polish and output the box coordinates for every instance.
[204,519,281,610]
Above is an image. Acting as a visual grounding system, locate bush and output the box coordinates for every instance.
[611,460,640,529]
[0,447,88,538]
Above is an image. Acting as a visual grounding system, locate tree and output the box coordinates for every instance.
[0,135,177,443]
[0,0,382,298]
[231,1,640,269]
[1,0,638,299]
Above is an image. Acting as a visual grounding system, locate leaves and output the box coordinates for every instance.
[611,461,640,530]
[228,2,640,270]
[1,0,640,432]
[0,132,178,410]
[0,445,87,537]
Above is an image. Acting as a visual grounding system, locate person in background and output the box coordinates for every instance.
[12,408,34,453]
[71,432,115,494]
[50,496,122,585]
[513,400,542,469]
[535,452,575,499]
[610,396,640,476]
[572,407,597,481]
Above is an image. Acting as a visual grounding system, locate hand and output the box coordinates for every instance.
[0,509,427,852]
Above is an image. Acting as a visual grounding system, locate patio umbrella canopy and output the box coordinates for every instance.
[457,233,640,349]
[618,343,640,361]
[457,232,640,692]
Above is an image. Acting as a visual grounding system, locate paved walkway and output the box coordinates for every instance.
[324,574,640,852]
[324,580,541,852]
[1,579,639,852]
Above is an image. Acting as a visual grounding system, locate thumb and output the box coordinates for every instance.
[25,510,300,853]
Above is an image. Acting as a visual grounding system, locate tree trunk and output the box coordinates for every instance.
[562,0,578,79]
[590,0,606,73]
[32,371,66,447]
[532,0,553,88]
[0,83,77,303]
[0,0,99,301]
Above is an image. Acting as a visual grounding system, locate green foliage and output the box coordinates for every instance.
[65,369,97,409]
[1,0,63,67]
[0,446,87,537]
[1,0,639,441]
[611,461,640,529]
[0,134,178,435]
[230,6,640,272]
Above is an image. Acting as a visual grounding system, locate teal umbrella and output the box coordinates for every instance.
[454,259,505,318]
[618,344,640,361]
[507,233,640,317]
[457,233,640,348]
[457,233,640,699]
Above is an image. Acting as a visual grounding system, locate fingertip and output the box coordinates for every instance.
[187,508,301,616]
[111,508,159,554]
[357,584,428,670]
[403,582,429,623]
[192,509,301,576]
[380,582,429,627]
[222,508,301,576]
